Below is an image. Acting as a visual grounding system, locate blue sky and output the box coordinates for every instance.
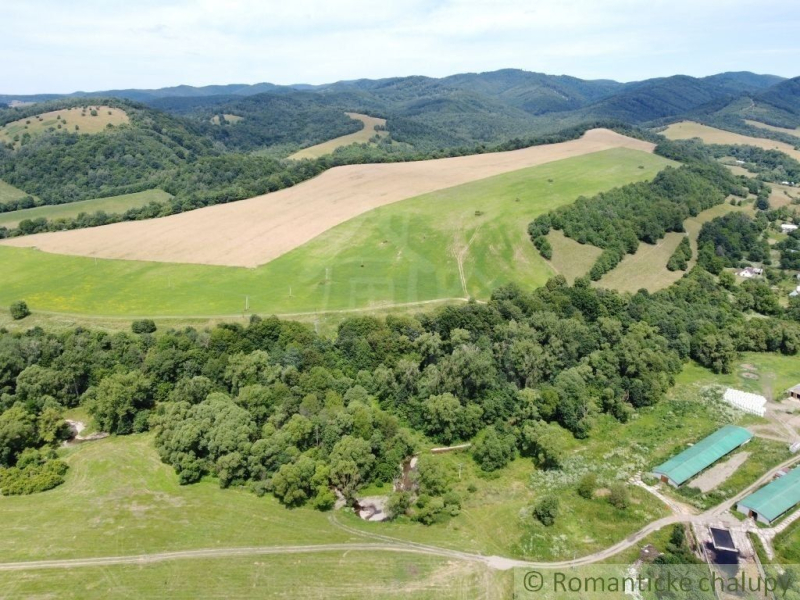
[3,0,799,94]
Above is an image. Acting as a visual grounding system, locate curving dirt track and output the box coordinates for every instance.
[0,129,654,268]
[3,456,797,574]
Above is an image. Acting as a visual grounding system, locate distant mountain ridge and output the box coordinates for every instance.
[0,69,785,106]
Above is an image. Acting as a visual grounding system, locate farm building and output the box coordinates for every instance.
[652,425,753,487]
[723,388,766,417]
[738,267,763,278]
[737,467,800,524]
[788,384,800,401]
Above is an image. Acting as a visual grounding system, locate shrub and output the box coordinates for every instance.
[576,473,598,499]
[532,495,559,526]
[9,300,30,320]
[607,483,630,509]
[0,456,68,495]
[131,319,157,334]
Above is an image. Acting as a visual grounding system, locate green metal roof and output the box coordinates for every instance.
[653,425,753,486]
[738,467,800,522]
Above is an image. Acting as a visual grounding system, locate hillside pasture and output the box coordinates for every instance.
[210,113,244,125]
[597,233,686,293]
[0,148,672,317]
[0,189,171,228]
[1,129,657,268]
[768,182,798,208]
[596,202,751,294]
[0,106,129,148]
[289,112,387,159]
[545,230,603,283]
[662,121,800,162]
[0,179,31,205]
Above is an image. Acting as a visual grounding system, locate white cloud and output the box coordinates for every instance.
[1,0,797,93]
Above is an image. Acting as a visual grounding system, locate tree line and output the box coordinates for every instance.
[2,266,799,515]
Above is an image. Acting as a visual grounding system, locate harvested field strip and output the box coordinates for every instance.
[0,148,673,317]
[662,121,800,162]
[744,120,800,136]
[1,129,656,267]
[289,112,387,159]
[0,189,171,228]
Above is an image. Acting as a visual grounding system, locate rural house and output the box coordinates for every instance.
[781,223,799,233]
[789,384,800,401]
[739,267,763,278]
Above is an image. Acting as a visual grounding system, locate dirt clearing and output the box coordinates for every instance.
[1,129,655,268]
[689,452,750,493]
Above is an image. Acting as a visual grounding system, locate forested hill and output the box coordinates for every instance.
[0,69,797,238]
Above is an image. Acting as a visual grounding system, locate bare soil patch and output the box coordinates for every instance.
[689,452,750,493]
[1,129,655,268]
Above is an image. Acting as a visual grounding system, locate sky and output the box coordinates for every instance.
[3,0,799,94]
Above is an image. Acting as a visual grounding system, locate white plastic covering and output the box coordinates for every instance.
[723,388,766,417]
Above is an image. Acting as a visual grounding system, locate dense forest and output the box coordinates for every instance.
[2,269,799,513]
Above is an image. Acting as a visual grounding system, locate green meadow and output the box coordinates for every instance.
[0,189,171,228]
[0,179,31,205]
[0,148,672,318]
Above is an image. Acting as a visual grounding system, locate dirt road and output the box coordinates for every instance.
[2,455,797,574]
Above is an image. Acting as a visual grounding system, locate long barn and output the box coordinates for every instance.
[737,468,800,525]
[652,425,753,487]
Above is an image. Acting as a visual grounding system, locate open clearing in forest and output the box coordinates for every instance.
[0,106,129,148]
[0,179,31,205]
[548,201,751,293]
[545,230,603,284]
[0,189,171,228]
[662,121,800,162]
[210,113,244,125]
[0,147,671,317]
[289,112,387,159]
[1,129,656,268]
[597,233,686,293]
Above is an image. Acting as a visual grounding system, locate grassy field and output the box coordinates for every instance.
[289,113,387,159]
[545,230,603,283]
[0,179,32,206]
[0,106,129,148]
[597,233,686,293]
[596,202,751,294]
[210,113,244,125]
[0,189,171,228]
[0,553,507,600]
[0,148,672,318]
[662,121,800,162]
